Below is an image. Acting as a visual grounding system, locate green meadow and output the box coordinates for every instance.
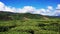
[0,12,60,34]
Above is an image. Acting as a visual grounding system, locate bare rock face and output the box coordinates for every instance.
[43,17,49,20]
[23,17,30,20]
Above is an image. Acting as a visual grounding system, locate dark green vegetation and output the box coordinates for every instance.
[0,11,60,34]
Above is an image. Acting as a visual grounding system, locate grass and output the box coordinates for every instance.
[0,19,60,34]
[0,13,60,34]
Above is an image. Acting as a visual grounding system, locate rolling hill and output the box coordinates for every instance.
[0,11,60,20]
[0,11,60,34]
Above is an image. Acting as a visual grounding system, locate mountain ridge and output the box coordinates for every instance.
[0,11,60,20]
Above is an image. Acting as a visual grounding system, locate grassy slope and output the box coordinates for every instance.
[0,11,60,34]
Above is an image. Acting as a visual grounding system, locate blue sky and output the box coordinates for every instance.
[0,0,60,9]
[0,0,60,16]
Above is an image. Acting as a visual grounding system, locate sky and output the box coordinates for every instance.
[0,0,60,16]
[0,0,60,8]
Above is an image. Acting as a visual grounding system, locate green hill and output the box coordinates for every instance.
[0,11,60,34]
[0,11,60,20]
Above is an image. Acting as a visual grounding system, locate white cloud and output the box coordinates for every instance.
[0,2,5,11]
[0,2,60,16]
[56,4,60,9]
[0,2,16,12]
[4,6,16,12]
[30,8,46,14]
[54,4,60,16]
[47,6,53,10]
[19,6,35,13]
[10,6,36,13]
